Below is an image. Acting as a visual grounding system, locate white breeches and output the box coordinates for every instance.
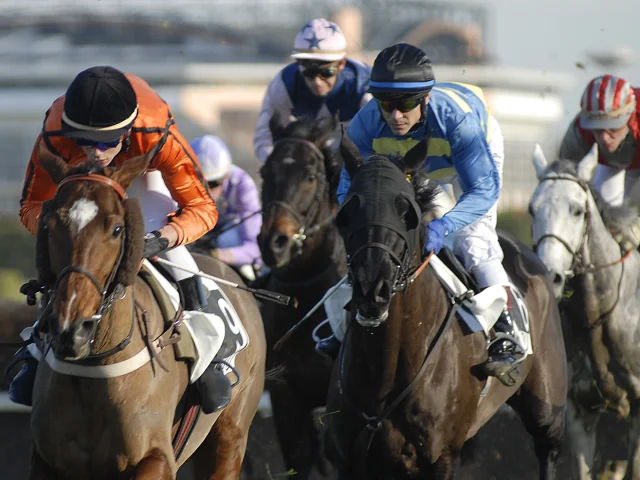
[593,163,640,207]
[128,171,199,282]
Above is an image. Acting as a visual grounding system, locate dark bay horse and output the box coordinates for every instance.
[29,150,266,479]
[257,113,345,477]
[325,136,568,479]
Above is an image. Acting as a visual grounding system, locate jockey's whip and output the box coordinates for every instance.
[273,274,349,351]
[150,257,291,306]
[210,210,262,238]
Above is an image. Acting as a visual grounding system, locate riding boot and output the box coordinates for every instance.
[7,347,39,407]
[479,287,522,386]
[197,362,232,414]
[315,334,342,359]
[177,275,209,311]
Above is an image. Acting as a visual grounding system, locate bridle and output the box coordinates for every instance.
[41,174,134,360]
[262,137,336,250]
[532,174,631,278]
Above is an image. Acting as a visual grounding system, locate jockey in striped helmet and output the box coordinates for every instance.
[559,74,640,249]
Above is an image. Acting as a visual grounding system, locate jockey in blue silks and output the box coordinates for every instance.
[316,43,522,383]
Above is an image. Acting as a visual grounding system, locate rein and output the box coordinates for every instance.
[534,174,631,328]
[335,251,458,459]
[533,175,632,278]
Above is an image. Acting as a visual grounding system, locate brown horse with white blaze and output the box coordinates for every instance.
[325,136,568,479]
[28,149,266,480]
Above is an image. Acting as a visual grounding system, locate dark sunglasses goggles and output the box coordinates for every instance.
[376,97,423,113]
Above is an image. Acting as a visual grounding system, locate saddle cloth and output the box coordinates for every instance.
[324,257,532,356]
[142,260,250,382]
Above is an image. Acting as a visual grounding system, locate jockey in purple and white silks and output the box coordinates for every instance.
[253,18,372,162]
[190,135,262,279]
[317,43,522,382]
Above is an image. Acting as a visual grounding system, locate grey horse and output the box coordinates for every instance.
[529,145,640,480]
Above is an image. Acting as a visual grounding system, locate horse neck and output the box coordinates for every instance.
[89,284,146,360]
[344,263,448,414]
[576,192,626,320]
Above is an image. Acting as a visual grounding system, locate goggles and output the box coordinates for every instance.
[299,64,339,80]
[75,136,122,149]
[376,97,423,114]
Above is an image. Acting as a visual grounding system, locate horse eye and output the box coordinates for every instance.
[112,225,124,238]
[572,207,584,217]
[306,174,316,183]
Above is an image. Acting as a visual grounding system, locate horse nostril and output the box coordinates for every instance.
[271,233,290,253]
[553,272,564,285]
[373,280,390,303]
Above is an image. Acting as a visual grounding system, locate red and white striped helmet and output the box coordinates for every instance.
[579,75,636,129]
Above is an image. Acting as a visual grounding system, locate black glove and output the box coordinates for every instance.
[142,231,169,258]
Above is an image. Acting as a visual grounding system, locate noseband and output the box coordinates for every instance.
[532,174,631,278]
[263,137,336,249]
[42,174,134,360]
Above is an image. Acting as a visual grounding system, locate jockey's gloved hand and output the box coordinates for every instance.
[424,217,453,255]
[142,231,170,258]
[611,216,640,253]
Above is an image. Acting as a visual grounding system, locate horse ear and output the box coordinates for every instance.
[339,126,364,178]
[110,144,158,190]
[38,145,72,185]
[532,144,549,180]
[402,133,431,172]
[269,111,288,141]
[577,143,599,182]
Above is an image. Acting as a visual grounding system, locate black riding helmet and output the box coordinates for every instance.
[369,43,435,101]
[61,66,139,143]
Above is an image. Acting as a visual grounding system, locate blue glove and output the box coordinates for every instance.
[425,217,454,255]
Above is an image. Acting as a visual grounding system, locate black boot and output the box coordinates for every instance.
[315,334,342,360]
[198,362,232,414]
[479,289,523,386]
[6,348,39,407]
[177,276,209,311]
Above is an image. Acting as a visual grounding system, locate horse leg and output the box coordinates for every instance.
[432,449,460,480]
[191,410,248,479]
[506,352,567,480]
[30,449,56,480]
[269,386,318,478]
[622,413,640,480]
[133,449,173,480]
[564,401,597,480]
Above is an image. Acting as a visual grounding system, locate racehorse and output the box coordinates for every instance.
[27,149,266,479]
[325,135,568,479]
[530,146,640,480]
[257,112,345,477]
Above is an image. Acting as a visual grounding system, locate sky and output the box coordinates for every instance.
[464,0,639,137]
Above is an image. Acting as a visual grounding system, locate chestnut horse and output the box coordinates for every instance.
[257,113,345,477]
[325,136,568,479]
[28,150,266,479]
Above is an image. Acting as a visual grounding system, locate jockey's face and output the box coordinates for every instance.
[207,175,228,202]
[77,133,127,167]
[298,59,346,97]
[378,93,429,136]
[591,124,629,153]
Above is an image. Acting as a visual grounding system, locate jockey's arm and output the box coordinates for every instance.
[442,115,500,233]
[337,113,375,204]
[214,172,262,266]
[254,75,293,163]
[154,128,218,247]
[20,136,70,236]
[559,117,593,162]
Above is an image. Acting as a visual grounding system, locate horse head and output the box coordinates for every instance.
[529,144,604,299]
[36,147,154,360]
[258,111,342,268]
[336,134,439,326]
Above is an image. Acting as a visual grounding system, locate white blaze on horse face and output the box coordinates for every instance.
[530,179,588,297]
[68,198,99,232]
[62,291,77,331]
[282,157,296,165]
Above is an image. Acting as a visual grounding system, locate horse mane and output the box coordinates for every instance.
[546,158,639,232]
